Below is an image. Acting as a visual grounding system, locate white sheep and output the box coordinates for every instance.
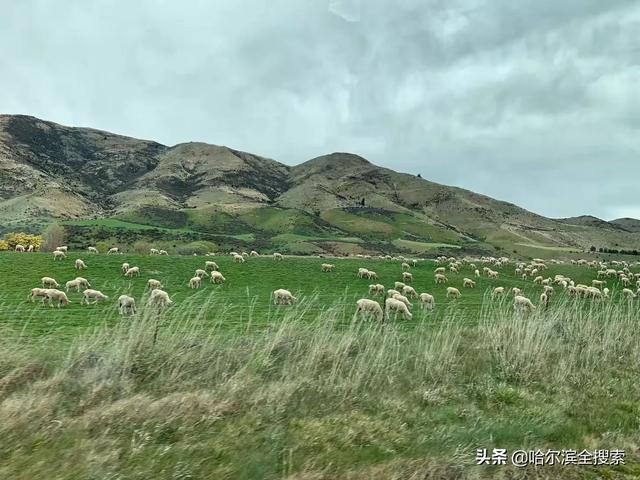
[402,285,418,299]
[195,269,209,278]
[273,252,284,261]
[354,298,383,321]
[394,281,406,290]
[121,263,130,274]
[44,289,71,307]
[462,278,476,288]
[56,246,68,252]
[386,289,401,298]
[28,288,50,303]
[358,268,370,278]
[385,297,413,320]
[210,271,226,284]
[53,250,66,260]
[250,250,259,257]
[124,266,140,277]
[27,245,34,252]
[514,295,536,312]
[368,284,385,296]
[446,287,461,299]
[434,267,446,274]
[81,289,109,305]
[402,272,413,283]
[74,259,87,270]
[118,295,137,315]
[474,269,480,277]
[391,293,412,309]
[492,287,505,297]
[233,254,245,263]
[622,288,637,299]
[147,279,163,290]
[15,244,25,252]
[273,288,297,305]
[512,287,522,296]
[41,277,59,288]
[321,263,335,272]
[159,249,169,255]
[366,270,378,280]
[401,262,411,271]
[150,248,160,255]
[148,289,173,309]
[205,261,219,271]
[107,247,119,255]
[540,292,549,307]
[419,293,435,310]
[65,279,82,292]
[87,246,98,254]
[435,273,448,284]
[189,276,202,289]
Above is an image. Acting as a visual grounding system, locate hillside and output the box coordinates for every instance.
[2,114,640,256]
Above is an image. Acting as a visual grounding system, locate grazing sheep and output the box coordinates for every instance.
[357,268,369,278]
[124,266,140,277]
[15,244,25,252]
[321,263,335,272]
[533,276,544,284]
[435,273,448,284]
[401,262,411,271]
[53,250,66,260]
[354,298,383,321]
[492,287,505,297]
[41,277,59,288]
[205,261,219,271]
[512,287,522,296]
[121,263,130,274]
[487,269,499,279]
[56,246,68,252]
[148,289,173,309]
[366,270,378,280]
[87,246,98,254]
[434,267,446,274]
[622,288,637,299]
[159,250,169,255]
[462,278,476,288]
[369,284,385,296]
[543,285,554,296]
[603,287,610,299]
[394,281,406,290]
[150,248,160,255]
[118,295,137,315]
[402,285,418,298]
[233,254,245,263]
[189,276,202,289]
[513,295,536,312]
[195,269,208,278]
[474,269,480,277]
[210,271,226,284]
[419,293,435,310]
[273,288,297,305]
[273,252,284,261]
[146,279,162,290]
[28,288,50,303]
[540,292,549,308]
[391,293,412,309]
[44,289,71,308]
[65,279,82,292]
[27,245,34,252]
[250,250,259,257]
[81,289,109,305]
[107,247,119,255]
[74,259,87,270]
[385,297,413,320]
[402,272,413,283]
[446,287,461,299]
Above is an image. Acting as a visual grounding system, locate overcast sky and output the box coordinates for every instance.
[2,0,639,220]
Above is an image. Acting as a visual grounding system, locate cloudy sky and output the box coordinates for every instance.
[2,0,639,219]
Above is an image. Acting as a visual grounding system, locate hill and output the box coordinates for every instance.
[2,114,640,256]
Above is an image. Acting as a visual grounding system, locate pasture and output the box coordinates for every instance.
[2,251,640,479]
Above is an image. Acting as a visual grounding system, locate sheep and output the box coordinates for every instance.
[159,250,169,255]
[53,250,66,260]
[118,295,137,315]
[434,267,446,274]
[124,266,140,277]
[366,270,378,280]
[369,284,385,296]
[56,246,68,252]
[273,288,297,305]
[321,263,335,272]
[148,289,173,309]
[27,245,34,252]
[394,281,406,290]
[28,288,50,303]
[81,289,109,305]
[121,263,130,274]
[44,289,71,308]
[391,293,412,309]
[250,250,259,257]
[492,287,505,297]
[205,261,219,271]
[15,244,25,252]
[462,278,476,288]
[533,276,544,284]
[195,269,209,278]
[540,292,549,308]
[65,279,82,292]
[419,292,435,310]
[487,269,499,279]
[603,287,610,299]
[385,297,413,320]
[189,276,202,289]
[74,259,87,270]
[435,273,448,284]
[446,287,461,299]
[401,262,411,271]
[148,279,163,290]
[273,252,284,261]
[41,277,59,288]
[357,268,369,278]
[514,295,536,312]
[512,287,522,296]
[402,285,418,299]
[107,247,119,255]
[401,272,413,283]
[474,269,480,277]
[150,248,160,255]
[210,271,226,284]
[354,298,383,321]
[622,288,637,299]
[241,251,249,258]
[87,246,98,254]
[233,254,245,263]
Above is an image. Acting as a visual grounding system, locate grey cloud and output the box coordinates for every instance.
[0,0,638,219]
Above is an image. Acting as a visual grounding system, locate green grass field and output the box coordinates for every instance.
[2,252,640,478]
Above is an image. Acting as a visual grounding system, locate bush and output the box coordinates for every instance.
[3,232,44,250]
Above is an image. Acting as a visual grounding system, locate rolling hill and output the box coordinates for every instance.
[2,114,639,256]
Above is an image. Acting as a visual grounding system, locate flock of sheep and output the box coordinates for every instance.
[15,244,640,321]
